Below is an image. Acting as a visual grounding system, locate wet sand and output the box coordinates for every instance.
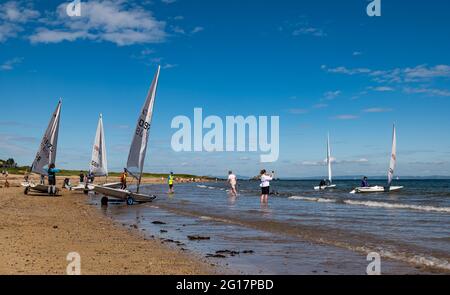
[0,175,215,274]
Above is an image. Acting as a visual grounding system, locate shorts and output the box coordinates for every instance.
[169,184,173,189]
[261,186,270,195]
[48,177,56,185]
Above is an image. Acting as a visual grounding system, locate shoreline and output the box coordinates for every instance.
[0,177,217,275]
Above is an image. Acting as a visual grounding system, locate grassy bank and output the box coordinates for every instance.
[3,166,214,180]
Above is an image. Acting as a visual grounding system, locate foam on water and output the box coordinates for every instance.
[289,196,450,213]
[343,200,450,213]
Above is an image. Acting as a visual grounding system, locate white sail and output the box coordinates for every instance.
[89,114,108,177]
[126,66,160,182]
[31,100,62,175]
[327,133,332,183]
[387,124,397,186]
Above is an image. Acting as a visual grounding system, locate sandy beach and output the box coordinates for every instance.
[0,175,215,275]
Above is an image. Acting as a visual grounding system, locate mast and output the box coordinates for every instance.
[327,133,332,183]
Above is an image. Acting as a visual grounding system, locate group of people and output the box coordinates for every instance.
[78,171,95,184]
[117,168,175,193]
[227,169,275,203]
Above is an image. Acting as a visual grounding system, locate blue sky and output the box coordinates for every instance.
[1,0,450,178]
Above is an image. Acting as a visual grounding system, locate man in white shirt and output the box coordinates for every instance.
[227,171,237,196]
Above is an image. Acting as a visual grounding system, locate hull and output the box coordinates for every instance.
[350,186,404,194]
[314,184,337,191]
[71,182,121,191]
[93,185,156,203]
[22,182,57,194]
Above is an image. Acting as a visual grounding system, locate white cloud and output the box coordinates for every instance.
[161,0,176,4]
[322,64,450,84]
[0,1,40,42]
[162,63,177,69]
[353,51,362,56]
[333,115,359,120]
[0,57,23,71]
[191,26,204,34]
[370,86,395,92]
[404,87,450,97]
[362,108,393,113]
[324,90,341,100]
[293,26,326,37]
[30,0,167,46]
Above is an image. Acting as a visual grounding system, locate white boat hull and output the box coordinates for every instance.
[93,185,156,203]
[22,182,57,194]
[314,184,337,190]
[350,186,404,194]
[71,182,121,191]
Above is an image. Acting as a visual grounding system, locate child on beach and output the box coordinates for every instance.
[260,169,273,204]
[227,171,237,196]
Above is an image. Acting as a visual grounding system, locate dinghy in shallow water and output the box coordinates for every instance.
[314,134,336,190]
[350,185,403,194]
[94,66,161,205]
[350,125,404,194]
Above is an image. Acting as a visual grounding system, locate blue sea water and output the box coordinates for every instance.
[92,179,450,274]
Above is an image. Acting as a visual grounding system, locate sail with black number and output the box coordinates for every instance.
[126,66,160,182]
[89,114,108,177]
[387,124,397,187]
[31,100,62,175]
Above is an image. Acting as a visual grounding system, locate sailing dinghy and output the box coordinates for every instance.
[71,114,121,191]
[314,133,337,190]
[93,66,160,205]
[350,125,403,194]
[23,100,62,195]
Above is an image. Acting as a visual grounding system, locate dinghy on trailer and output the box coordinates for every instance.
[94,66,161,205]
[314,133,337,190]
[350,124,404,194]
[71,114,121,192]
[23,100,62,195]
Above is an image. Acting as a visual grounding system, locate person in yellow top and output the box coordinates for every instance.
[168,172,175,193]
[120,168,128,190]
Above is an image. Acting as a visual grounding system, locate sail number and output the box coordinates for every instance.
[136,119,150,137]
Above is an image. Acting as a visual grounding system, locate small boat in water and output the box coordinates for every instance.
[93,66,160,205]
[350,124,404,194]
[314,133,336,190]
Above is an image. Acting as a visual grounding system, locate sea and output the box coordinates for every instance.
[90,179,450,274]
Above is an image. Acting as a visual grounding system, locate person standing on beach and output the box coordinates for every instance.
[47,163,60,195]
[168,172,175,193]
[227,171,237,196]
[260,169,273,203]
[4,170,9,188]
[79,171,84,184]
[120,169,128,190]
